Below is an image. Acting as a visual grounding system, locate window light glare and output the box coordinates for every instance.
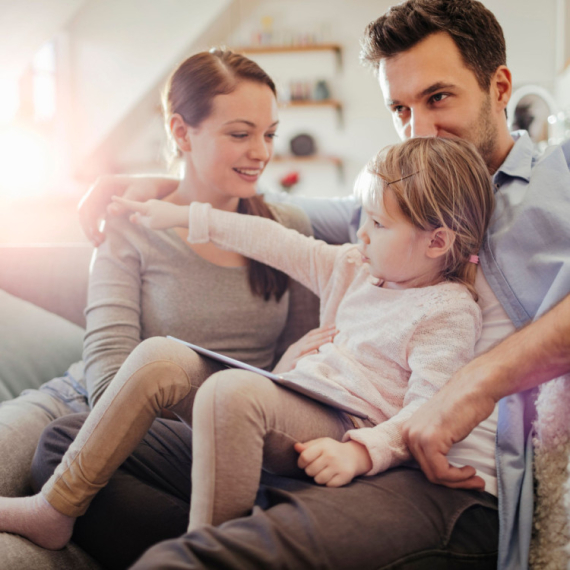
[0,77,20,125]
[0,127,52,198]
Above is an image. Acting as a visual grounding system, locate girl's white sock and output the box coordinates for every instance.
[0,493,75,550]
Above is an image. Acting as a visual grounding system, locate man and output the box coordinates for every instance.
[72,1,570,568]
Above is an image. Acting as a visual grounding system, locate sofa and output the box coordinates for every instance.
[0,243,103,568]
[2,244,569,570]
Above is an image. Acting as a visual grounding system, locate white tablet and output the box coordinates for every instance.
[167,336,369,419]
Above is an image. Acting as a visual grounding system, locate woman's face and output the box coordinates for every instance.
[182,81,279,207]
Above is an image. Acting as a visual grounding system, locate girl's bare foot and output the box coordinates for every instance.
[0,494,75,550]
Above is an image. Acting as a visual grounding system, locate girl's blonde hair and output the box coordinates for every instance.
[357,137,494,300]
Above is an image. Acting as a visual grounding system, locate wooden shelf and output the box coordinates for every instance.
[232,43,341,55]
[272,154,344,181]
[273,154,341,164]
[280,99,341,109]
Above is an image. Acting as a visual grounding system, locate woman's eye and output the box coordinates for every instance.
[230,133,248,139]
[266,132,277,140]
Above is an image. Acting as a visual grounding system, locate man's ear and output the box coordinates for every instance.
[170,114,192,152]
[490,65,512,113]
[426,227,455,259]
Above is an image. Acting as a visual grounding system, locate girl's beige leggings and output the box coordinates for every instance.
[41,336,362,530]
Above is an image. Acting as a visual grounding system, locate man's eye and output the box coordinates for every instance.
[430,93,448,103]
[393,106,406,115]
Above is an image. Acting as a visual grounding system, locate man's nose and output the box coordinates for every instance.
[410,111,437,138]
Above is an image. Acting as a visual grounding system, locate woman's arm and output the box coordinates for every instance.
[82,217,149,407]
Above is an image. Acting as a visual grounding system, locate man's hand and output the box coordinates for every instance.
[78,175,179,246]
[273,325,338,375]
[402,360,497,490]
[112,197,189,230]
[295,438,372,487]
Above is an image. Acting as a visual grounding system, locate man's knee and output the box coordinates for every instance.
[30,412,89,492]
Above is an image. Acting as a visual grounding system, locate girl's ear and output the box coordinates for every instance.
[170,114,192,152]
[426,227,456,259]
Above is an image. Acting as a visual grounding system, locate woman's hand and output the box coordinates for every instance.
[272,325,338,375]
[295,438,372,487]
[112,196,190,230]
[78,175,179,246]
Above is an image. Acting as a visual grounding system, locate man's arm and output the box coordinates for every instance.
[267,193,361,244]
[403,293,570,489]
[78,175,179,246]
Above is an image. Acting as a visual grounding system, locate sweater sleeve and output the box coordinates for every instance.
[83,217,148,407]
[188,202,341,298]
[345,288,482,475]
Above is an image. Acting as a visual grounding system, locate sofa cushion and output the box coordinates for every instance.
[0,289,84,402]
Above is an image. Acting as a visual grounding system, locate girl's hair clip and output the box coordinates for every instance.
[469,254,479,264]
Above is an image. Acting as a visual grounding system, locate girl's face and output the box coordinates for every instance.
[181,81,279,208]
[357,189,442,289]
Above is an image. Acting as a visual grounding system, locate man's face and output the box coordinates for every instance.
[379,32,499,169]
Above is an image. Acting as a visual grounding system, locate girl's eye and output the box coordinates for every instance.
[373,220,383,229]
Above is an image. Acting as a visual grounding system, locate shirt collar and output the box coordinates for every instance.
[493,130,534,185]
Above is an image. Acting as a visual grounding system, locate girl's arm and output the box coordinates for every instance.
[114,197,343,299]
[344,292,483,478]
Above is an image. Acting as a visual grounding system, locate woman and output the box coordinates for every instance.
[0,49,321,568]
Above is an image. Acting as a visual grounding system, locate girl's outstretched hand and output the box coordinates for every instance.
[295,438,372,487]
[111,196,189,230]
[272,325,338,375]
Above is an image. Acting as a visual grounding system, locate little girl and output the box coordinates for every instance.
[0,137,494,543]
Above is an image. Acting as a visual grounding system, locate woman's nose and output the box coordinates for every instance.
[249,137,271,162]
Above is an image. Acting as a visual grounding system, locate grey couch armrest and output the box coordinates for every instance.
[0,244,92,328]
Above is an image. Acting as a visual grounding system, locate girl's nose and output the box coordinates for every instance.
[357,225,369,243]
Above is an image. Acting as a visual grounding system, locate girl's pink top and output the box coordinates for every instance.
[188,202,482,475]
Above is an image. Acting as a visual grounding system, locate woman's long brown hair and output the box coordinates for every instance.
[163,49,288,302]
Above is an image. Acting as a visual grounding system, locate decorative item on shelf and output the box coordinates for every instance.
[290,133,316,157]
[279,171,300,193]
[289,81,313,102]
[313,80,331,101]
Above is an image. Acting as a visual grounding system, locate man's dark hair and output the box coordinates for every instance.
[360,0,506,90]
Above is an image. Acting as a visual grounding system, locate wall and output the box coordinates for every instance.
[106,0,560,199]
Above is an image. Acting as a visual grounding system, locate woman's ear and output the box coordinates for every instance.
[426,228,456,259]
[170,114,192,152]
